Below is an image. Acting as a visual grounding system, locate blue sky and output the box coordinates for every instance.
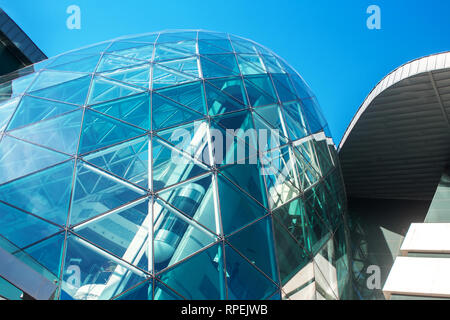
[1,0,449,143]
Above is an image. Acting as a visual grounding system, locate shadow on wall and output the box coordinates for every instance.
[347,198,431,300]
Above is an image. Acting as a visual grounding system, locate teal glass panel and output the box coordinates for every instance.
[7,95,79,131]
[28,71,86,92]
[244,75,277,107]
[79,109,146,155]
[88,76,145,105]
[253,104,289,139]
[252,112,288,151]
[198,40,233,54]
[153,198,217,272]
[302,97,327,133]
[0,135,69,184]
[237,54,266,75]
[0,160,74,226]
[151,92,203,130]
[152,64,197,89]
[272,216,311,285]
[74,198,150,271]
[124,34,158,43]
[9,109,83,155]
[157,31,197,43]
[101,64,151,89]
[48,55,101,73]
[225,244,278,300]
[29,74,91,106]
[153,280,184,300]
[96,54,144,73]
[115,280,152,300]
[200,55,240,78]
[83,136,149,189]
[217,174,267,235]
[230,40,259,54]
[282,102,309,140]
[69,161,146,226]
[152,136,207,191]
[220,162,267,207]
[24,232,65,277]
[205,82,246,115]
[158,57,199,78]
[90,92,150,130]
[208,77,247,105]
[158,243,226,300]
[226,216,278,282]
[155,81,206,115]
[158,174,219,234]
[154,41,196,61]
[106,42,154,61]
[271,74,297,102]
[61,233,147,300]
[0,201,61,249]
[0,97,20,131]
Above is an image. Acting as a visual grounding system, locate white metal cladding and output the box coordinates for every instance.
[339,51,450,200]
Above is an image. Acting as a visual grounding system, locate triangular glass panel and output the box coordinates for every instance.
[69,160,146,226]
[220,161,267,208]
[271,74,297,103]
[272,198,311,251]
[100,64,151,89]
[115,279,153,300]
[272,215,311,285]
[28,70,86,92]
[204,82,246,115]
[244,75,277,107]
[48,53,97,67]
[158,57,199,78]
[302,97,327,134]
[226,216,278,282]
[60,233,148,300]
[70,41,113,55]
[90,92,150,130]
[230,40,259,54]
[24,232,65,277]
[198,39,233,54]
[154,41,196,61]
[153,198,217,272]
[152,136,208,191]
[83,136,149,189]
[153,280,184,300]
[88,76,146,105]
[156,120,211,166]
[200,55,240,78]
[292,145,321,190]
[96,54,144,73]
[106,42,154,61]
[0,160,74,226]
[157,243,226,300]
[253,104,288,139]
[152,64,197,89]
[0,201,62,249]
[217,174,267,235]
[29,74,91,106]
[314,260,339,300]
[224,244,278,300]
[9,109,82,155]
[0,97,19,131]
[207,77,247,105]
[0,135,70,184]
[158,174,219,234]
[73,198,151,272]
[261,55,285,74]
[151,92,203,130]
[48,55,101,73]
[7,95,79,130]
[237,54,266,75]
[78,109,147,155]
[252,112,288,151]
[155,81,206,115]
[282,102,309,140]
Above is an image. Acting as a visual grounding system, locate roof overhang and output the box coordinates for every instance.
[339,52,450,200]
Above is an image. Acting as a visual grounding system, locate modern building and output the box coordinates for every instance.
[0,30,352,300]
[339,51,450,300]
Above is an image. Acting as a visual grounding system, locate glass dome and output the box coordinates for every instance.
[0,30,351,300]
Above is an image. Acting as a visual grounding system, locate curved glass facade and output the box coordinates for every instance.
[0,30,351,300]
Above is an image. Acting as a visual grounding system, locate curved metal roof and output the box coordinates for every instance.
[339,51,450,200]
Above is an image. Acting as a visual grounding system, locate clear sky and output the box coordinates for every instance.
[1,0,449,143]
